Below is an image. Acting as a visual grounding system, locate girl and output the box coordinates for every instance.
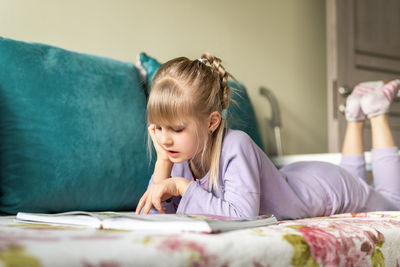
[135,53,400,220]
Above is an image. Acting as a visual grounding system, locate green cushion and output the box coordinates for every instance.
[0,37,151,214]
[138,52,162,92]
[138,53,264,150]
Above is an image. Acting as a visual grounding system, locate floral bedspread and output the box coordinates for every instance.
[1,211,400,267]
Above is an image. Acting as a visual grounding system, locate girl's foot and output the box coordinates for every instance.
[361,79,400,118]
[345,81,384,121]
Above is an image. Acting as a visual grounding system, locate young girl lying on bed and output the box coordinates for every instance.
[135,53,400,220]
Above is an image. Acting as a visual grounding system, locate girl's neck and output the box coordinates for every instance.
[189,141,212,180]
[189,160,205,180]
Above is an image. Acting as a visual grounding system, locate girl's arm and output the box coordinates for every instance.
[176,179,260,218]
[176,132,263,218]
[152,160,173,184]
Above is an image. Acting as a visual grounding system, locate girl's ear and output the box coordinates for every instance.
[208,111,222,133]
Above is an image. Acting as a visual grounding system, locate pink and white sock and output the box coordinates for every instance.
[361,79,400,118]
[345,81,384,121]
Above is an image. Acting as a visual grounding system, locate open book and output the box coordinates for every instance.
[16,211,277,233]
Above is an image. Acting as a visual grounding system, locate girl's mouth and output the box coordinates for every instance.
[167,150,180,158]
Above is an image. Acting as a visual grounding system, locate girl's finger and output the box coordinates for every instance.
[148,124,156,136]
[148,125,158,145]
[152,195,165,214]
[135,191,148,214]
[143,194,154,215]
[135,199,144,215]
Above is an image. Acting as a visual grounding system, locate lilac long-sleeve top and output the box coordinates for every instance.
[147,129,312,220]
[146,129,371,220]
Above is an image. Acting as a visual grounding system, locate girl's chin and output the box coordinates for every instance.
[168,156,188,163]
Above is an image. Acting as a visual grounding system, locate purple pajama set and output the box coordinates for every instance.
[147,129,400,220]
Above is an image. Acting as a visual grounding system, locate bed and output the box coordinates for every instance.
[1,211,400,266]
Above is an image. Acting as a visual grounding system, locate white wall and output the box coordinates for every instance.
[0,0,327,154]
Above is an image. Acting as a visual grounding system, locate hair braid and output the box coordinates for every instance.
[200,53,231,110]
[197,53,237,190]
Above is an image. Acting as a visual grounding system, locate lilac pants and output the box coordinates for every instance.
[340,146,400,211]
[281,146,400,217]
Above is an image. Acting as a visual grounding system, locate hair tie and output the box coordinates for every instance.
[197,58,205,64]
[221,109,228,120]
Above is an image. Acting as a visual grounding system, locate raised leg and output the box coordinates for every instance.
[340,121,367,181]
[342,121,364,155]
[369,114,400,206]
[342,80,400,211]
[370,114,395,149]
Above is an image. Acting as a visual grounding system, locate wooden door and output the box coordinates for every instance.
[327,0,400,152]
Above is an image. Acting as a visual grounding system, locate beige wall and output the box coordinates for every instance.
[0,0,327,155]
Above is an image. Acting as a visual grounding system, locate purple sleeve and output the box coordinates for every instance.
[176,133,262,217]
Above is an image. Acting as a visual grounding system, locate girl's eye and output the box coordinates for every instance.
[172,128,184,133]
[155,125,162,131]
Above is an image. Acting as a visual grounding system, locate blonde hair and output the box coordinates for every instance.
[147,53,236,190]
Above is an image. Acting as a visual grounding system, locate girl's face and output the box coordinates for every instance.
[154,118,207,163]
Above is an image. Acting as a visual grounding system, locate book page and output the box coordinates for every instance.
[16,211,102,228]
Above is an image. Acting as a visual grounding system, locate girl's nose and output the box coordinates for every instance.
[160,130,173,146]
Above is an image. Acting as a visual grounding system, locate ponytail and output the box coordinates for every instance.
[198,53,236,190]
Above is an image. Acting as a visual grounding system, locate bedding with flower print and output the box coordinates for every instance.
[1,212,400,266]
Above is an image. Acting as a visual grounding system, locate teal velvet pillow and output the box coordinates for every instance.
[0,37,151,214]
[138,52,265,150]
[137,52,162,93]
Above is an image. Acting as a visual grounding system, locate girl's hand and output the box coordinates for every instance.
[148,124,170,162]
[135,178,190,214]
[148,124,173,183]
